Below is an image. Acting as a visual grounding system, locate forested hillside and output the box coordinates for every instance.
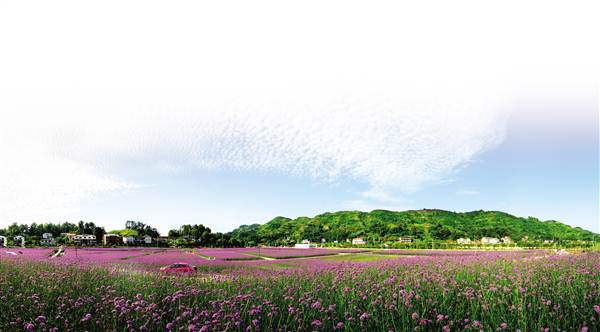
[229,209,597,246]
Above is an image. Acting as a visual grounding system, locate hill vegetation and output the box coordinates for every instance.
[229,209,598,247]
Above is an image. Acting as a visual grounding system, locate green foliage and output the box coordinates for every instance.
[229,209,598,246]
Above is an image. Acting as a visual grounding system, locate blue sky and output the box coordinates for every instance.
[0,1,598,234]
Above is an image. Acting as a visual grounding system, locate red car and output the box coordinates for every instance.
[160,263,196,274]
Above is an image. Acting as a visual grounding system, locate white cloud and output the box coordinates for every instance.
[0,0,597,224]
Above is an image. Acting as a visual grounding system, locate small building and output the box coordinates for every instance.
[295,240,316,248]
[0,235,6,247]
[501,236,513,244]
[14,235,25,247]
[352,238,366,245]
[157,236,169,244]
[457,238,472,245]
[399,236,413,243]
[103,234,122,246]
[40,233,56,246]
[144,235,154,245]
[480,237,500,245]
[123,236,137,245]
[73,234,96,246]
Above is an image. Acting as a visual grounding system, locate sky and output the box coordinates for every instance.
[0,1,598,234]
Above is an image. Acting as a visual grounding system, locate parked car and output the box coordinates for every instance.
[159,263,196,274]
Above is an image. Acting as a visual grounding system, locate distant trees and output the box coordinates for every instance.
[124,220,160,238]
[167,224,241,248]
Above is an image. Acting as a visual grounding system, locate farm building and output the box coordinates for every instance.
[457,238,472,244]
[480,237,500,245]
[40,233,56,246]
[352,238,366,245]
[73,234,96,246]
[103,234,123,246]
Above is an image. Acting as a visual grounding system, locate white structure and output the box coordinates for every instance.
[480,237,500,245]
[144,235,153,244]
[123,236,136,245]
[352,238,366,245]
[0,235,6,247]
[399,236,413,243]
[40,233,56,246]
[73,234,96,246]
[295,240,316,248]
[501,236,513,244]
[457,238,472,245]
[14,235,25,247]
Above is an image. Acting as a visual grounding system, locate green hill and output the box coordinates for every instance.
[229,209,598,246]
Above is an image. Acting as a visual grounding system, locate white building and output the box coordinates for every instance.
[40,233,56,246]
[480,237,500,245]
[73,234,96,246]
[14,235,25,247]
[0,235,6,247]
[352,238,366,245]
[295,240,316,248]
[457,238,472,245]
[144,235,154,244]
[123,236,136,245]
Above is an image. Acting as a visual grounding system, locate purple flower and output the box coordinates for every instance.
[311,320,322,327]
[594,305,600,315]
[360,312,371,321]
[500,322,508,329]
[24,323,35,331]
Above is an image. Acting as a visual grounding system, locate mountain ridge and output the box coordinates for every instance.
[229,209,598,246]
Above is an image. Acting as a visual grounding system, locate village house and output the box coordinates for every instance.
[480,237,500,245]
[103,234,123,246]
[73,234,96,246]
[352,237,366,245]
[294,239,316,248]
[399,236,413,243]
[144,235,154,245]
[40,233,56,246]
[14,235,25,247]
[123,236,137,245]
[457,238,472,245]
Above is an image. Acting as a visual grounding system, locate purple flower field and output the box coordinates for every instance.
[0,248,598,331]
